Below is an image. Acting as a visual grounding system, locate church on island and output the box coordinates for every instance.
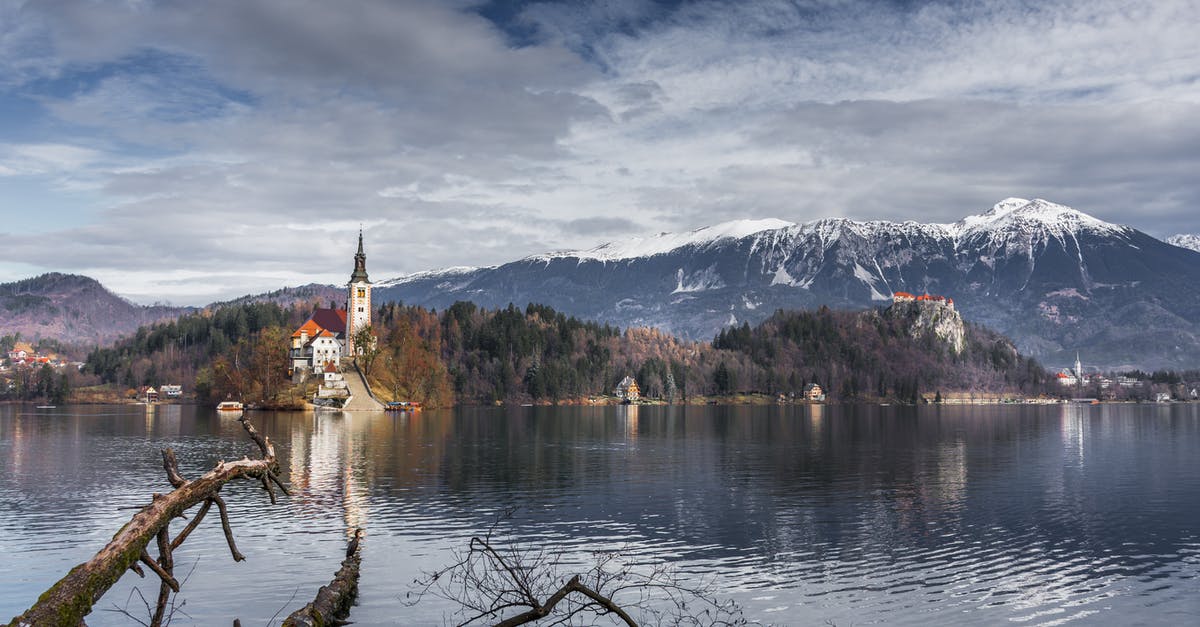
[289,232,374,377]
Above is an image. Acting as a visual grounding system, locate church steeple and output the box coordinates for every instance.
[345,229,373,356]
[350,229,370,284]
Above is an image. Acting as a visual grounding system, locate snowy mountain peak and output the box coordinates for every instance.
[1166,234,1200,252]
[951,198,1123,238]
[379,265,481,287]
[538,218,796,262]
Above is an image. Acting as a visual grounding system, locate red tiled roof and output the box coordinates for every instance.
[311,308,347,335]
[291,319,322,338]
[292,308,347,339]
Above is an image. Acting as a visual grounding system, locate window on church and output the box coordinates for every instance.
[358,307,364,312]
[357,288,365,298]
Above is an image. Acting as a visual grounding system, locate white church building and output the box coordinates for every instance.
[289,231,375,376]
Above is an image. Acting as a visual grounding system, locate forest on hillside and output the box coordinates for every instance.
[83,302,309,403]
[713,307,1048,402]
[82,299,1054,407]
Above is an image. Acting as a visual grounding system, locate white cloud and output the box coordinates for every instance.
[0,0,1198,303]
[0,143,103,176]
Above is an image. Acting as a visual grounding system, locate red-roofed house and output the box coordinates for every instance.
[290,308,347,375]
[7,341,34,362]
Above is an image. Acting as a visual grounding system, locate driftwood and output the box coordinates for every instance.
[7,417,287,627]
[282,528,363,627]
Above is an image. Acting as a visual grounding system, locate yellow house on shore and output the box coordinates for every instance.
[614,376,640,401]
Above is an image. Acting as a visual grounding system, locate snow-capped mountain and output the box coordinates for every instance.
[376,199,1200,369]
[1166,234,1200,253]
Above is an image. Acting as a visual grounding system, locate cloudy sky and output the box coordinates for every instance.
[1,0,1198,304]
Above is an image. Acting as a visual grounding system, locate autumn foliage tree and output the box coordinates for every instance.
[370,304,454,407]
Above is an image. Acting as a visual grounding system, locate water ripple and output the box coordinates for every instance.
[2,404,1199,626]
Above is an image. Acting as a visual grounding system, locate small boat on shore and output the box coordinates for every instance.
[216,401,244,412]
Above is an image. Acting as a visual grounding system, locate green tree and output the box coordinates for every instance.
[353,325,379,375]
[714,361,736,395]
[51,373,70,405]
[36,364,55,401]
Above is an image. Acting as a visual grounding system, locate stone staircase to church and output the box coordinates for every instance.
[339,362,385,411]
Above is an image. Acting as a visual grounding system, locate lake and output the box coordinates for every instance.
[1,403,1198,625]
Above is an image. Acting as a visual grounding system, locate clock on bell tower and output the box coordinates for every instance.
[346,229,373,354]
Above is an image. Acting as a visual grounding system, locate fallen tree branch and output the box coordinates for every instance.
[408,511,746,626]
[282,529,363,627]
[7,417,285,627]
[492,574,638,627]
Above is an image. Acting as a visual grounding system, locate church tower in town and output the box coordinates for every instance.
[345,230,373,355]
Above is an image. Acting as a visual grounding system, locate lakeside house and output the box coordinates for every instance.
[141,386,159,403]
[160,384,183,398]
[803,383,826,401]
[614,376,640,401]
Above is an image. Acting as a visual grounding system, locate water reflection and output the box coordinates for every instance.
[0,404,1198,626]
[1060,403,1088,468]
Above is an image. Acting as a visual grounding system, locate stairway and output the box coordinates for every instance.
[339,363,385,411]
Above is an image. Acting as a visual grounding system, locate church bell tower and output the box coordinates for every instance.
[346,229,372,355]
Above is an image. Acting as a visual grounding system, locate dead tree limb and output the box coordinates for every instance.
[408,513,746,627]
[7,417,286,627]
[150,528,175,626]
[493,574,637,627]
[282,529,363,627]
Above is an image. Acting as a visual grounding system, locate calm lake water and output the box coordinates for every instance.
[1,403,1198,626]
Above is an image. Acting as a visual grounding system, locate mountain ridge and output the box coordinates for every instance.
[1166,233,1200,253]
[0,273,193,346]
[373,199,1200,370]
[7,199,1200,370]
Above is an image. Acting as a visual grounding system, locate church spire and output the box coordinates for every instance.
[350,228,369,283]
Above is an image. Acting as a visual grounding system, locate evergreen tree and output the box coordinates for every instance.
[52,373,70,405]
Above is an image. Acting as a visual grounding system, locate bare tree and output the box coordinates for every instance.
[407,513,745,626]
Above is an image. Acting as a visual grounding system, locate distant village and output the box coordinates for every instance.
[1054,353,1199,402]
[0,338,182,403]
[0,340,80,403]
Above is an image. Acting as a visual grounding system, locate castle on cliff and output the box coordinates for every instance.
[892,291,954,310]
